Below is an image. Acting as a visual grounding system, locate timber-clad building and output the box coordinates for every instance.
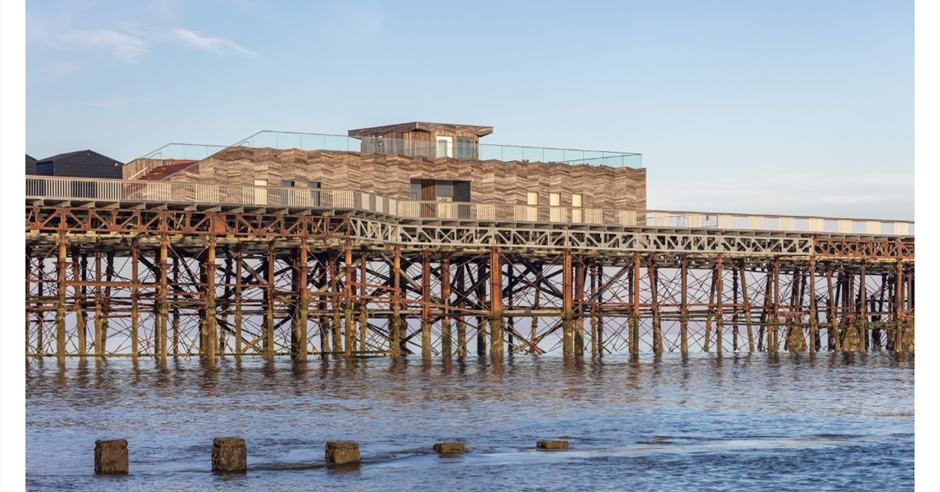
[148,122,647,211]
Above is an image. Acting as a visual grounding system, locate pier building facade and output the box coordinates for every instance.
[24,123,915,362]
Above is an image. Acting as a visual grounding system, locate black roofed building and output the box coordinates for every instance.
[34,150,123,179]
[26,154,37,175]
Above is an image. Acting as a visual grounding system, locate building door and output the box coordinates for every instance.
[421,178,436,217]
[254,179,268,205]
[436,136,453,158]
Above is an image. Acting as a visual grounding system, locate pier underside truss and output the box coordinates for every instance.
[26,202,915,360]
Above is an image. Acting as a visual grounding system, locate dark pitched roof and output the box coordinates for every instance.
[348,122,494,138]
[37,149,123,165]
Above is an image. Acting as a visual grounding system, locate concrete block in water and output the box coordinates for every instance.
[325,441,360,464]
[433,442,466,453]
[536,440,569,449]
[212,437,247,472]
[94,439,128,474]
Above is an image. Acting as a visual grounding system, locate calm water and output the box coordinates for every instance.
[26,352,914,491]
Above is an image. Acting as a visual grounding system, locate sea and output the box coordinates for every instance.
[25,352,914,491]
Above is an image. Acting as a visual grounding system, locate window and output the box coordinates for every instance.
[572,194,583,223]
[526,192,539,221]
[436,136,453,158]
[456,137,474,159]
[549,193,562,222]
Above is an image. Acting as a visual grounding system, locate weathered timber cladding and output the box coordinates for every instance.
[169,147,647,210]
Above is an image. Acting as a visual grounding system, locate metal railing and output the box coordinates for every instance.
[123,143,228,180]
[231,131,643,169]
[25,176,914,236]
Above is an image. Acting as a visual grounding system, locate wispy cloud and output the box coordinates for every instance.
[169,28,254,55]
[29,16,254,65]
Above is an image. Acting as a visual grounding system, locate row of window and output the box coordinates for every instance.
[527,192,583,207]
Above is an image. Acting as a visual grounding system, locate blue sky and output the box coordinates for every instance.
[25,0,914,219]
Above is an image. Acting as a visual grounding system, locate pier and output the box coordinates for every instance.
[24,177,914,361]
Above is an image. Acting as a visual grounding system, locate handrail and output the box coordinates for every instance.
[24,176,914,236]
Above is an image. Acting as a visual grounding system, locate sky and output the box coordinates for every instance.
[25,0,914,220]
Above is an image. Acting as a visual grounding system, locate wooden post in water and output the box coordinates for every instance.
[859,262,868,351]
[589,262,598,356]
[102,250,115,353]
[704,265,716,352]
[328,249,342,357]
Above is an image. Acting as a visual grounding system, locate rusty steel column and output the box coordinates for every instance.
[739,262,754,352]
[859,262,867,351]
[715,254,724,355]
[292,242,309,360]
[102,250,115,354]
[234,244,243,357]
[25,248,32,358]
[157,235,169,362]
[490,247,504,358]
[93,242,104,357]
[265,241,276,360]
[704,266,716,352]
[808,257,817,355]
[562,249,574,359]
[826,263,840,352]
[55,233,67,360]
[771,258,781,352]
[455,264,467,356]
[359,248,368,354]
[648,258,662,354]
[595,264,605,357]
[70,245,86,357]
[440,254,452,358]
[345,239,355,358]
[589,262,598,356]
[476,260,487,357]
[390,245,402,357]
[131,238,139,359]
[202,237,218,361]
[680,255,689,355]
[731,267,739,353]
[421,249,433,359]
[630,252,640,356]
[171,255,180,356]
[574,258,585,356]
[894,258,903,351]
